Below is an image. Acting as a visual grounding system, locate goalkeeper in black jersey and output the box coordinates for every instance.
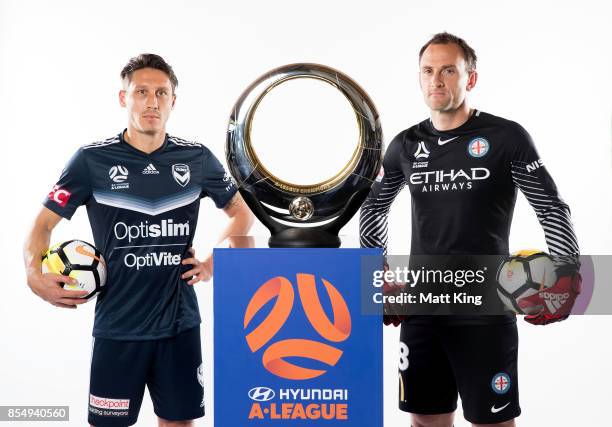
[360,33,581,427]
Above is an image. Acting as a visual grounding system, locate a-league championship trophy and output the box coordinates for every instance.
[226,63,382,248]
[214,64,384,426]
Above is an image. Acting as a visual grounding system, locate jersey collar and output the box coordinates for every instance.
[119,129,169,157]
[427,109,480,137]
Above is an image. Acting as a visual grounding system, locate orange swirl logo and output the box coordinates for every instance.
[244,273,351,380]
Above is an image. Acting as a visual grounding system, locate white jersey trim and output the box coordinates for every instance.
[83,136,120,150]
[168,136,203,148]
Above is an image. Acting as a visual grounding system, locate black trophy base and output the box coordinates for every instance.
[268,228,341,248]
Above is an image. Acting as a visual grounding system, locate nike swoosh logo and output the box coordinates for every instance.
[491,402,511,413]
[438,136,458,145]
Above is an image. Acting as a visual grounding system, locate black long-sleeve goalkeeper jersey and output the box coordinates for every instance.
[359,110,579,321]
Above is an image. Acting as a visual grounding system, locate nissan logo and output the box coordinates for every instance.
[248,387,275,402]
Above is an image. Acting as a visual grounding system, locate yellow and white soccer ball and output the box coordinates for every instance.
[42,240,107,301]
[496,250,557,314]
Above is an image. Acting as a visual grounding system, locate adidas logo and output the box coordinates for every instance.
[540,291,570,313]
[142,163,160,175]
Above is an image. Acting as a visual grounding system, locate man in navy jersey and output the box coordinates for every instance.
[360,34,581,427]
[23,54,254,426]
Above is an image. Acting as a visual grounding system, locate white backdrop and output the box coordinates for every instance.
[1,1,611,426]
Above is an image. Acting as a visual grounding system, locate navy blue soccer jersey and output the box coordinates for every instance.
[44,131,237,340]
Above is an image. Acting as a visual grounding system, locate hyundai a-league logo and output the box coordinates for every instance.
[468,138,490,158]
[414,141,430,159]
[243,273,351,380]
[109,165,129,183]
[172,164,191,187]
[491,372,511,394]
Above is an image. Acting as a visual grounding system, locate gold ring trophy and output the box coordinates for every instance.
[226,63,382,247]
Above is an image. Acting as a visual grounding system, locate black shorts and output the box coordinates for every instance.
[398,320,520,424]
[88,326,205,426]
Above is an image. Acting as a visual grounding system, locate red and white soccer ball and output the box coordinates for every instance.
[41,240,107,301]
[496,250,557,314]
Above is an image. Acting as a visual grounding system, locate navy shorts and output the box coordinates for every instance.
[88,326,204,426]
[398,321,520,424]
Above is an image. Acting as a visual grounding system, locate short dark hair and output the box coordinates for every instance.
[120,53,178,92]
[419,32,477,72]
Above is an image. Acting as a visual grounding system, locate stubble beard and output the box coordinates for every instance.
[136,117,165,137]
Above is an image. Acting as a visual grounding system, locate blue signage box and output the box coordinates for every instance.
[214,248,383,426]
